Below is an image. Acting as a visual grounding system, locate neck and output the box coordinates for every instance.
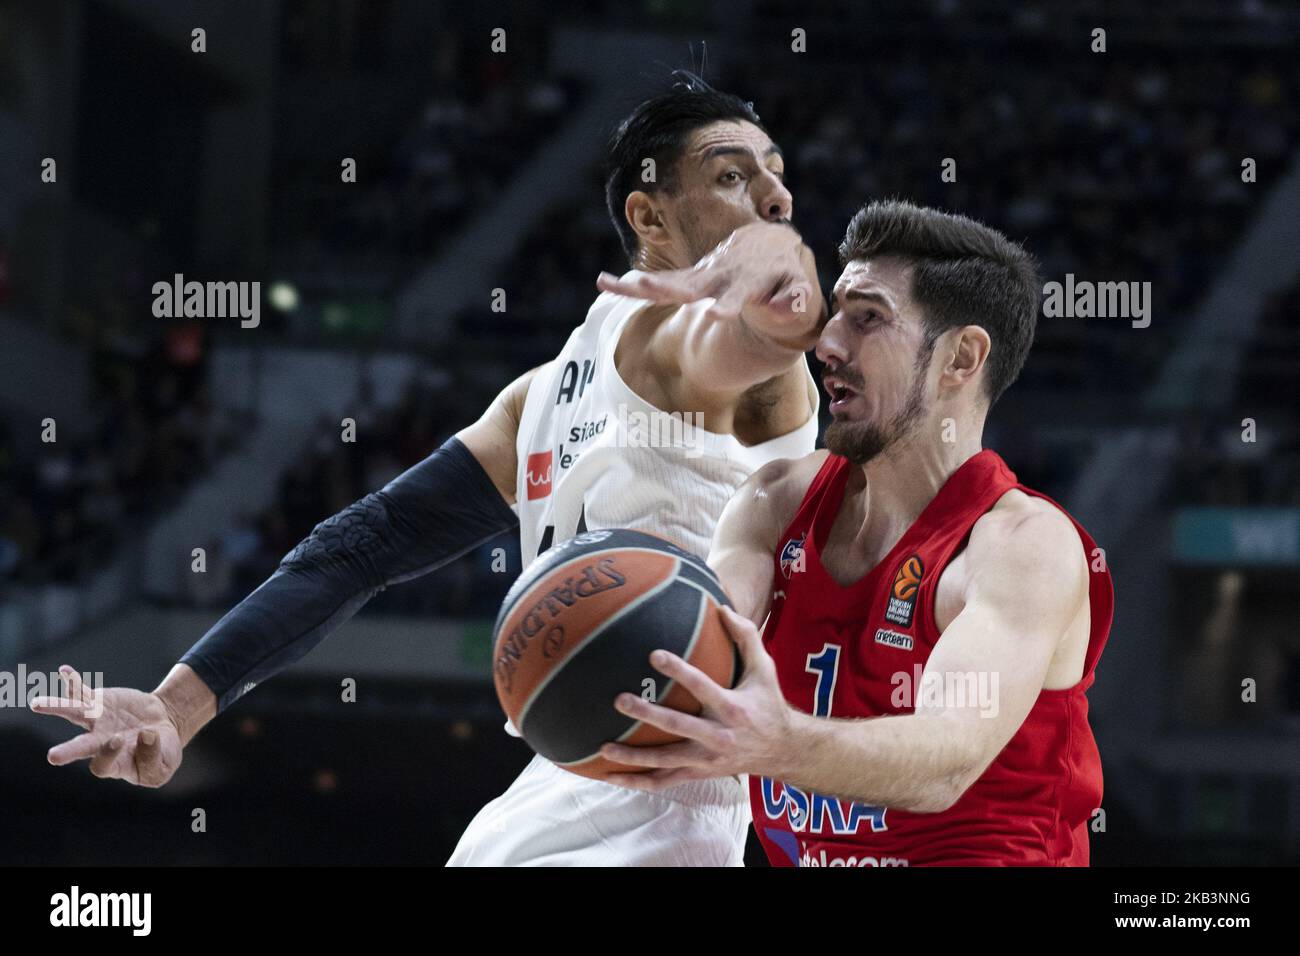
[634,245,689,272]
[844,413,985,553]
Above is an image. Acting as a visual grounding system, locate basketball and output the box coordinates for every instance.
[491,529,738,780]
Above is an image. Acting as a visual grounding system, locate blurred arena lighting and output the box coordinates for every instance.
[268,280,300,312]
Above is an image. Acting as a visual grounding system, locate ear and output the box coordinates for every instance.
[941,325,992,392]
[624,190,672,254]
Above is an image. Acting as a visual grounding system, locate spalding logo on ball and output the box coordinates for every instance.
[492,528,738,781]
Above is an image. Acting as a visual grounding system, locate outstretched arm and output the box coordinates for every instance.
[598,222,825,397]
[32,365,542,786]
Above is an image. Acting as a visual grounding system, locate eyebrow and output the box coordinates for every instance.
[700,143,785,163]
[831,288,894,312]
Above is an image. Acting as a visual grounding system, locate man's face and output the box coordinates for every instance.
[659,120,792,264]
[817,257,936,465]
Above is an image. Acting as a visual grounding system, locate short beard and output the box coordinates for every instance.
[825,342,933,466]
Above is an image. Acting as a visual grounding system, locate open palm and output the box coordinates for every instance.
[30,666,183,788]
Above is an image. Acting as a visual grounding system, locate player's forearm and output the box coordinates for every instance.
[781,709,985,813]
[176,562,384,713]
[177,436,518,713]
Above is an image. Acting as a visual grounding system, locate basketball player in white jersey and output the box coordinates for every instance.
[33,74,822,866]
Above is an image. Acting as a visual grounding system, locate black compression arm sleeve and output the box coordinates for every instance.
[178,436,518,712]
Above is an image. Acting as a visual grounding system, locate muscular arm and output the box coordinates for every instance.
[709,455,821,625]
[154,365,543,743]
[455,362,542,504]
[779,502,1090,812]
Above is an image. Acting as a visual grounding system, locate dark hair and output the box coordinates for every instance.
[838,199,1040,407]
[604,71,766,264]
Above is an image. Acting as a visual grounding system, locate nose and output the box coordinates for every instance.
[815,312,850,367]
[757,171,792,222]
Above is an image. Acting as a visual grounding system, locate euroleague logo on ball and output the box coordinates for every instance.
[885,554,923,627]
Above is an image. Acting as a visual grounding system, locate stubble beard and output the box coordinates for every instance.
[825,344,932,466]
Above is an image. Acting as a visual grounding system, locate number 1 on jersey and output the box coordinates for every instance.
[805,644,841,718]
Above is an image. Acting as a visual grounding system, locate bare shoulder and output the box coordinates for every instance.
[504,361,552,423]
[713,450,830,577]
[734,450,831,527]
[974,488,1077,542]
[967,488,1088,591]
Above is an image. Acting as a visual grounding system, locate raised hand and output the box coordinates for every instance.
[597,221,824,346]
[31,666,184,788]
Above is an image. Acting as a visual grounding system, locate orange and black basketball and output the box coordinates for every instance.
[491,528,737,781]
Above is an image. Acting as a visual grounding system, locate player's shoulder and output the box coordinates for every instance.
[968,488,1087,584]
[717,450,828,548]
[980,487,1074,533]
[751,449,831,489]
[510,360,553,417]
[741,450,831,519]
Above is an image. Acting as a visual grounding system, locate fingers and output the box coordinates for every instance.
[88,735,125,778]
[767,278,815,318]
[46,726,171,786]
[29,697,95,730]
[708,283,750,320]
[719,606,768,669]
[600,738,706,769]
[60,665,91,705]
[613,691,718,743]
[596,269,706,304]
[134,729,166,785]
[710,270,808,323]
[47,732,107,766]
[646,647,732,712]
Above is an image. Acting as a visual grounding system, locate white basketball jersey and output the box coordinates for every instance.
[514,286,819,566]
[461,286,819,860]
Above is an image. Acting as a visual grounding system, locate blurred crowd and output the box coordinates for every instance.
[1173,275,1300,508]
[486,34,1298,387]
[0,321,240,584]
[466,25,1299,510]
[7,6,1297,598]
[274,27,582,269]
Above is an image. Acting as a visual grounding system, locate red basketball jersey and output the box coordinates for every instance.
[750,450,1113,867]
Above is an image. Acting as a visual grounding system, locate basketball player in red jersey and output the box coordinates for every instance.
[597,200,1114,866]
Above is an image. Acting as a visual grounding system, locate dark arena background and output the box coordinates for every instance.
[1,0,1298,884]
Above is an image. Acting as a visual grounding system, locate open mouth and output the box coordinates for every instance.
[823,375,861,411]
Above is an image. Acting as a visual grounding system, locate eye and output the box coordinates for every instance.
[719,170,744,185]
